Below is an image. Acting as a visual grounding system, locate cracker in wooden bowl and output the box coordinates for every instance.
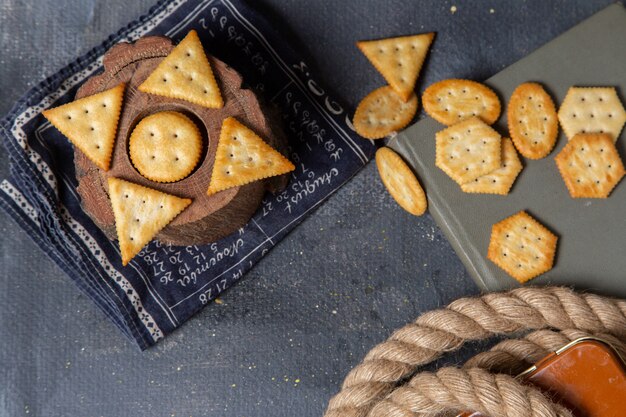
[139,30,223,109]
[376,147,427,216]
[357,33,435,101]
[353,86,418,140]
[557,87,626,142]
[42,83,125,171]
[108,178,191,265]
[207,117,295,195]
[435,117,502,185]
[129,111,202,183]
[488,211,558,283]
[507,82,558,159]
[554,133,625,198]
[422,79,501,126]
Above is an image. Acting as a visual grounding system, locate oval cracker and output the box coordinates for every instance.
[376,147,427,216]
[353,86,418,140]
[422,79,500,126]
[508,82,558,159]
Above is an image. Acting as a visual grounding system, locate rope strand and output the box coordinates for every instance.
[325,287,626,417]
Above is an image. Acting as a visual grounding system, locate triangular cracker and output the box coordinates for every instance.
[138,30,223,108]
[42,83,125,170]
[207,117,295,195]
[108,178,191,265]
[357,33,434,101]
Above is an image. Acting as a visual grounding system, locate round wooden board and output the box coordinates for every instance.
[75,36,289,246]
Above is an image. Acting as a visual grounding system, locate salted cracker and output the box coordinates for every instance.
[107,178,191,265]
[139,30,223,108]
[376,147,427,216]
[357,33,435,101]
[557,87,626,142]
[207,117,295,195]
[422,79,501,126]
[554,133,625,198]
[507,82,558,159]
[487,211,558,283]
[129,111,202,183]
[435,117,502,185]
[42,83,125,171]
[461,138,523,195]
[353,86,418,139]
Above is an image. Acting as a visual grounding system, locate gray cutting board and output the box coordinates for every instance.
[390,3,626,296]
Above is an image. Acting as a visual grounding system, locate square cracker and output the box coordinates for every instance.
[357,33,434,101]
[557,87,626,142]
[487,211,558,283]
[461,138,523,195]
[555,133,625,198]
[435,117,502,185]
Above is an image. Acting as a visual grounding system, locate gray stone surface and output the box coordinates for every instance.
[0,1,614,416]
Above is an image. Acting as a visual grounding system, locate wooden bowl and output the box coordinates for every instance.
[74,36,288,246]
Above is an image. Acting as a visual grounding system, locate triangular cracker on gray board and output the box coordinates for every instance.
[388,4,626,296]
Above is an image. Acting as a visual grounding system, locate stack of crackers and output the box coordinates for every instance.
[43,30,294,265]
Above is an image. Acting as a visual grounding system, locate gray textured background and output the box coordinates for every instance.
[0,1,615,416]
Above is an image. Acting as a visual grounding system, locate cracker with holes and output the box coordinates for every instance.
[129,111,202,183]
[435,117,502,185]
[557,87,626,142]
[508,82,558,159]
[139,30,223,108]
[207,117,295,195]
[488,211,558,283]
[461,138,523,195]
[555,133,625,198]
[376,147,427,216]
[353,86,418,139]
[108,178,191,265]
[42,83,125,171]
[422,79,501,126]
[357,33,434,101]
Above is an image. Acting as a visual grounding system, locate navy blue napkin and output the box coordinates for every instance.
[0,0,374,349]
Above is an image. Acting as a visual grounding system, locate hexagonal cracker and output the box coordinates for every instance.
[555,133,625,198]
[461,138,523,195]
[557,87,626,142]
[487,211,558,283]
[435,117,502,185]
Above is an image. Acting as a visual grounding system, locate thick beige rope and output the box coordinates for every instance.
[369,367,573,417]
[324,287,626,417]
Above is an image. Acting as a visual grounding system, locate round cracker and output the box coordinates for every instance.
[129,111,202,183]
[422,79,501,126]
[508,82,558,159]
[353,86,418,140]
[376,147,427,216]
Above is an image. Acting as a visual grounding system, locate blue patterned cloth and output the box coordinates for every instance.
[0,0,374,349]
